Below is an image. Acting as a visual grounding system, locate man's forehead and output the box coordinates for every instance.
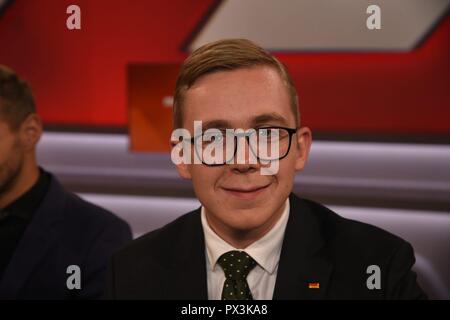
[191,65,281,87]
[187,67,285,102]
[199,112,291,129]
[182,100,295,129]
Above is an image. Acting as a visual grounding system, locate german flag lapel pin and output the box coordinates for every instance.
[308,282,320,289]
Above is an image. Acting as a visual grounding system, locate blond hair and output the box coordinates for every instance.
[173,39,299,129]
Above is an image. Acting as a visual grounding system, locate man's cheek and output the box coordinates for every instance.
[261,160,279,176]
[192,170,215,194]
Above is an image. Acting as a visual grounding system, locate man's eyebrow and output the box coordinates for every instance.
[197,113,290,130]
[251,113,290,126]
[201,120,232,130]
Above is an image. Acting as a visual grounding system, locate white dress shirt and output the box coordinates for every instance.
[201,198,290,300]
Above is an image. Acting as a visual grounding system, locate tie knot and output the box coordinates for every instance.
[217,250,257,280]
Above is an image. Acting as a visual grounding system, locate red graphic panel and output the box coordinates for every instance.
[128,64,179,152]
[0,0,448,142]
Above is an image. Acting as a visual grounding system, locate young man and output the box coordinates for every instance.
[106,39,426,299]
[0,65,132,299]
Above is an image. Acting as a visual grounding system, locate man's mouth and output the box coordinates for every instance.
[221,183,271,199]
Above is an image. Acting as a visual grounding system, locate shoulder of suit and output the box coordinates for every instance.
[65,191,129,228]
[45,177,130,236]
[113,209,200,262]
[298,197,410,258]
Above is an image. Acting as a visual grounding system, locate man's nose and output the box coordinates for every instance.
[229,135,260,172]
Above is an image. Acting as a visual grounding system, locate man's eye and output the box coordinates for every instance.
[204,133,224,142]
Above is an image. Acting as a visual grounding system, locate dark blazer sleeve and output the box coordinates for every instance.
[80,218,132,299]
[386,240,427,299]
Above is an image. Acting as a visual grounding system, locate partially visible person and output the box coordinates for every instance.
[0,65,132,299]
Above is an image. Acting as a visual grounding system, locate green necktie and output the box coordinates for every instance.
[217,250,257,300]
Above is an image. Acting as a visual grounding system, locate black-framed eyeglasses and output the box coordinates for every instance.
[189,126,298,166]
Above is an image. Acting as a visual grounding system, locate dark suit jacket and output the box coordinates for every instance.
[105,193,426,299]
[0,173,132,299]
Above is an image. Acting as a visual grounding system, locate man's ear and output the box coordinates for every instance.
[294,126,312,172]
[19,113,42,151]
[170,140,192,180]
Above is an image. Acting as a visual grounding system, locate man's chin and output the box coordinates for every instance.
[222,211,272,231]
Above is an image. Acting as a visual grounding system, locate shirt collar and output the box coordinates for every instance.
[201,198,290,275]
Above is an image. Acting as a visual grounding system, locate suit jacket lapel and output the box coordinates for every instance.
[0,174,65,298]
[164,209,208,299]
[160,193,333,300]
[273,193,333,300]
